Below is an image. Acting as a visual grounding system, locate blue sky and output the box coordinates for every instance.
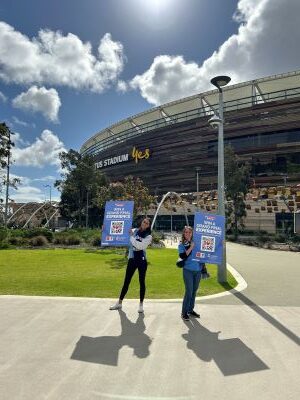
[0,0,299,202]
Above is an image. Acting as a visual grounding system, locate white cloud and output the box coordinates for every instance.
[0,90,7,102]
[10,185,45,203]
[116,80,128,93]
[5,173,59,203]
[130,0,300,105]
[32,175,56,182]
[8,173,31,186]
[0,22,125,92]
[12,129,66,169]
[12,132,30,146]
[12,86,61,122]
[12,116,29,127]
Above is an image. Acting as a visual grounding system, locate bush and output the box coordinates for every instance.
[65,234,81,245]
[0,228,8,242]
[53,233,81,245]
[274,234,286,243]
[151,230,164,244]
[257,235,269,244]
[24,228,53,242]
[30,235,49,247]
[290,234,300,244]
[0,240,11,250]
[90,236,101,246]
[8,236,29,246]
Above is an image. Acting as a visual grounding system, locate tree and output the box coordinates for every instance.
[55,150,108,227]
[97,175,154,218]
[224,145,250,237]
[0,123,19,226]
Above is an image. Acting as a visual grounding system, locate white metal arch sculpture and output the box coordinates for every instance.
[43,208,59,228]
[23,201,51,228]
[7,202,37,224]
[151,191,189,230]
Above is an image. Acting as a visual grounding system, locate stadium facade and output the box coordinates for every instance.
[81,70,300,194]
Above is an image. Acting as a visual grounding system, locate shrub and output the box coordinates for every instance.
[0,243,10,249]
[290,234,300,244]
[151,231,164,244]
[30,235,49,247]
[8,229,27,238]
[90,236,101,246]
[8,236,29,246]
[274,234,286,243]
[65,234,81,245]
[257,236,269,244]
[53,233,81,245]
[24,228,53,242]
[0,228,8,242]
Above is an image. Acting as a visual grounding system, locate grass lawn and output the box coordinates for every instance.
[0,248,237,298]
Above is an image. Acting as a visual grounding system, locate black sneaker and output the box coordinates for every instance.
[188,310,200,318]
[181,313,190,321]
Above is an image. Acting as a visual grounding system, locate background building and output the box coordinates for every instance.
[81,70,300,233]
[81,70,300,194]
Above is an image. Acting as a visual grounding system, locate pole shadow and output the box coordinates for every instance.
[222,286,300,347]
[71,310,152,366]
[182,319,269,376]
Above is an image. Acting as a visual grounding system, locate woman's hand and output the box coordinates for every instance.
[186,241,194,256]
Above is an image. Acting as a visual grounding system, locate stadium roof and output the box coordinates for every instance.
[81,69,300,154]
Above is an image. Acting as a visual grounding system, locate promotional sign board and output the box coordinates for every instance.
[101,201,134,247]
[191,212,225,265]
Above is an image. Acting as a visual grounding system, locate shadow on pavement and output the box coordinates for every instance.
[226,288,300,346]
[70,310,152,366]
[182,318,269,376]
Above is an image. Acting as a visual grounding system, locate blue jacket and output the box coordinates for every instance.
[178,242,204,272]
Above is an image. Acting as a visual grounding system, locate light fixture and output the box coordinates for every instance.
[210,75,231,90]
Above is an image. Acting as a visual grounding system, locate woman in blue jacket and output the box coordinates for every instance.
[110,217,152,313]
[178,226,204,321]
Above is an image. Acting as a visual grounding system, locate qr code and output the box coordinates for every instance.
[201,236,215,252]
[110,221,124,235]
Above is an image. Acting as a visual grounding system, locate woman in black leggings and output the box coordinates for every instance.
[110,218,152,313]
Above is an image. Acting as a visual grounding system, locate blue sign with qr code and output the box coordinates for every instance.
[101,201,134,247]
[191,212,225,264]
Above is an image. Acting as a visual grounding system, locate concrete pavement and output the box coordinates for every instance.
[0,242,299,400]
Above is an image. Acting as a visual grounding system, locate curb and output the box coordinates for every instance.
[0,263,247,303]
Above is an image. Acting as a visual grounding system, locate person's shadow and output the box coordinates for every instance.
[182,319,269,376]
[71,310,152,366]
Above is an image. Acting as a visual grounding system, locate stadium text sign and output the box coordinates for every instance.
[101,200,134,247]
[95,146,150,169]
[191,212,225,265]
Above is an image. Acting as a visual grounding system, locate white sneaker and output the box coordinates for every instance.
[109,303,122,310]
[138,304,144,313]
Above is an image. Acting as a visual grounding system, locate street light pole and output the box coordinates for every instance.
[44,185,52,204]
[85,189,89,229]
[4,130,11,227]
[209,75,231,283]
[196,167,201,210]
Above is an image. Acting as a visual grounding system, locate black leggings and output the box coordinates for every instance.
[119,258,148,302]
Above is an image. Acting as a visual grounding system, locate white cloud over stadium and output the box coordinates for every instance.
[130,0,300,105]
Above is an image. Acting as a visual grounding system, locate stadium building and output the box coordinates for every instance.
[81,70,300,233]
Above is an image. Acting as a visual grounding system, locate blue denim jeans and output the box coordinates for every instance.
[182,268,201,315]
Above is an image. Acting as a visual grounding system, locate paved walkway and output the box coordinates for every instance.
[0,243,299,400]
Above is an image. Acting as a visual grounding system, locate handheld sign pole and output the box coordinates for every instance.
[101,201,134,247]
[191,212,225,266]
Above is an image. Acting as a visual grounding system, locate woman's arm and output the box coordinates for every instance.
[179,242,194,259]
[130,234,152,250]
